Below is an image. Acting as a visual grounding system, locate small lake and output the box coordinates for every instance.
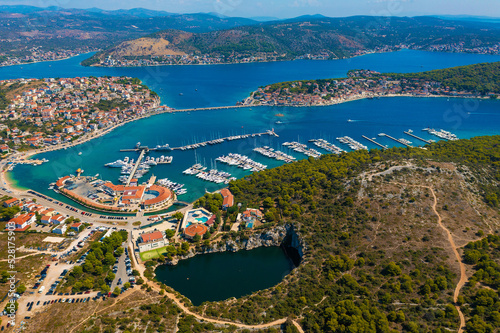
[154,247,295,305]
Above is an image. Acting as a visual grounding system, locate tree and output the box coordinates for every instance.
[72,265,83,278]
[106,272,115,282]
[383,262,402,276]
[16,284,26,294]
[193,234,201,243]
[172,212,184,221]
[124,282,131,290]
[112,287,121,297]
[101,284,110,294]
[115,247,124,256]
[165,229,175,239]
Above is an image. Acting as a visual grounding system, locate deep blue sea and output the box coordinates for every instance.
[2,50,500,206]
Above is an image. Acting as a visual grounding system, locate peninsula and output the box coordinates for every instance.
[246,62,500,107]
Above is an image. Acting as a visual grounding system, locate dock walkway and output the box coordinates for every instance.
[404,131,431,144]
[379,133,413,148]
[120,130,278,153]
[126,149,146,185]
[362,136,388,150]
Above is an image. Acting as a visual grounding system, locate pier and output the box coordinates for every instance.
[404,131,431,144]
[379,133,413,148]
[126,149,146,185]
[362,136,388,150]
[120,129,278,153]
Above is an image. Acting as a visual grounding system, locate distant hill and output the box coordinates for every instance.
[0,6,259,58]
[85,16,500,65]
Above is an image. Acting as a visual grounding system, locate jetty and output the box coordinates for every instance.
[120,129,278,153]
[404,131,431,144]
[126,149,146,185]
[379,133,413,148]
[362,136,388,150]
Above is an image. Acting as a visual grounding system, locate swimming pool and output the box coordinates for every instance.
[196,216,209,223]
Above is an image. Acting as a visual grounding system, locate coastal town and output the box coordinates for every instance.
[0,47,97,67]
[89,43,500,68]
[247,69,499,107]
[97,52,291,67]
[0,76,161,152]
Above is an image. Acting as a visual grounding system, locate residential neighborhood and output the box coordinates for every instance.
[0,76,162,151]
[248,69,498,107]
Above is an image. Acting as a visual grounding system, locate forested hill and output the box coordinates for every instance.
[209,135,500,332]
[85,16,500,65]
[388,61,500,94]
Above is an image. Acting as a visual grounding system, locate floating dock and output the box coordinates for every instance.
[404,131,431,144]
[362,136,388,150]
[120,129,278,153]
[379,133,413,148]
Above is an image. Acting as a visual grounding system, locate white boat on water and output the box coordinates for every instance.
[105,160,129,168]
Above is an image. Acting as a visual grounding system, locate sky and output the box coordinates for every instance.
[1,0,500,19]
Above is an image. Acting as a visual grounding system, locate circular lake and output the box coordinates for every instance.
[155,247,295,306]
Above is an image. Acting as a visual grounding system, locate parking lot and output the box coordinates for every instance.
[110,244,136,292]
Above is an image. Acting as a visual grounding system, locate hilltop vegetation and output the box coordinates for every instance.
[208,136,499,331]
[388,62,500,95]
[85,16,500,65]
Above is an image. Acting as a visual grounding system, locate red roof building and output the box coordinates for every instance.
[220,189,234,210]
[3,197,20,208]
[8,212,36,231]
[183,224,208,240]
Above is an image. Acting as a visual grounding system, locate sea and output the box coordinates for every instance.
[2,49,500,206]
[3,49,500,304]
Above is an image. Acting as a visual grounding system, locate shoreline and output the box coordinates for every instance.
[4,94,496,205]
[0,51,98,68]
[249,93,493,109]
[83,48,500,69]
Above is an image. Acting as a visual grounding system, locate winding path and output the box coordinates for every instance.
[391,183,466,332]
[427,186,466,333]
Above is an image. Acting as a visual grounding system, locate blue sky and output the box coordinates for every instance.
[3,0,500,18]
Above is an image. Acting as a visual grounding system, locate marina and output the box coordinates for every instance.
[423,128,459,141]
[282,142,322,158]
[120,129,278,152]
[253,146,296,163]
[361,136,388,150]
[378,133,413,147]
[156,178,187,195]
[404,130,433,144]
[309,139,345,154]
[336,136,368,151]
[183,163,236,184]
[105,152,173,185]
[216,153,267,172]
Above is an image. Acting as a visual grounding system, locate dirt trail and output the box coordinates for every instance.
[428,186,466,333]
[390,183,466,333]
[292,319,305,333]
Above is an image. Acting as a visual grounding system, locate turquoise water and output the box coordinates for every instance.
[196,217,209,223]
[9,98,500,204]
[155,247,294,305]
[2,50,500,205]
[1,50,500,109]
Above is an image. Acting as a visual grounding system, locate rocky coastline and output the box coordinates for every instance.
[169,224,305,266]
